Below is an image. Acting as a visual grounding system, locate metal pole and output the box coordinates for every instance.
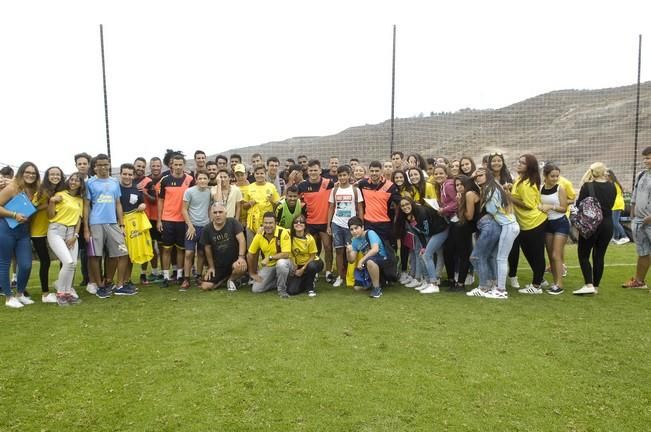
[100,24,111,161]
[390,25,396,156]
[632,34,642,190]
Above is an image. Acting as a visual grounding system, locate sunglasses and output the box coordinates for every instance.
[490,152,503,157]
[293,220,306,225]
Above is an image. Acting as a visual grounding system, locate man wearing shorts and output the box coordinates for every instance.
[297,159,335,282]
[84,154,132,298]
[157,154,195,287]
[180,171,211,290]
[622,146,651,289]
[247,212,292,297]
[201,203,247,291]
[357,160,401,243]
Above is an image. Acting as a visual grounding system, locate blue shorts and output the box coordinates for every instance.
[545,216,570,236]
[332,223,351,248]
[184,225,205,252]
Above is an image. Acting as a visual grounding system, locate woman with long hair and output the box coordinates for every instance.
[0,162,40,308]
[449,160,460,177]
[406,167,436,205]
[286,215,323,296]
[607,169,629,244]
[31,166,64,303]
[509,154,547,294]
[392,170,416,200]
[47,172,86,305]
[573,163,616,295]
[432,164,457,282]
[539,164,569,294]
[392,170,417,284]
[459,156,477,177]
[443,175,479,291]
[395,197,448,293]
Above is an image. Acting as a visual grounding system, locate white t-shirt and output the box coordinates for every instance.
[329,185,364,228]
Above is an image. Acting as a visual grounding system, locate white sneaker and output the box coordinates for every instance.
[484,289,508,300]
[405,279,421,288]
[5,297,24,308]
[414,281,429,291]
[18,295,35,305]
[518,284,543,295]
[618,237,630,245]
[573,285,596,295]
[399,272,411,284]
[69,287,79,299]
[86,283,98,295]
[466,287,487,297]
[464,274,475,286]
[540,280,550,289]
[508,276,520,288]
[42,293,58,303]
[420,284,440,294]
[227,280,237,292]
[333,277,343,287]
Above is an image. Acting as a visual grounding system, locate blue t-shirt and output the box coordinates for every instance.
[86,177,121,225]
[351,229,387,258]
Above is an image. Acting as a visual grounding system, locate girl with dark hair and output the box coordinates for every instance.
[392,170,417,284]
[392,170,416,200]
[395,197,448,293]
[573,163,616,295]
[47,173,86,305]
[539,164,569,294]
[607,169,629,244]
[509,154,547,294]
[432,164,457,282]
[443,175,479,291]
[488,152,514,188]
[287,215,323,296]
[406,153,429,181]
[0,162,40,308]
[406,168,436,204]
[31,166,64,303]
[459,156,476,177]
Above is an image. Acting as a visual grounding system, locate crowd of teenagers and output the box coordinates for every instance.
[1,145,650,309]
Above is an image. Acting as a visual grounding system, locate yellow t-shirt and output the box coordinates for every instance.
[291,234,318,266]
[558,176,576,202]
[245,182,280,231]
[49,191,83,226]
[612,183,625,211]
[412,182,438,202]
[30,193,49,237]
[248,226,291,267]
[511,177,547,231]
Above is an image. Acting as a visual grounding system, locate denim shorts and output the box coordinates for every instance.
[331,223,351,248]
[545,216,570,236]
[184,225,205,252]
[633,220,651,256]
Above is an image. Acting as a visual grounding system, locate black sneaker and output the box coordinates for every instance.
[325,273,336,284]
[369,287,383,298]
[547,285,564,295]
[139,274,149,285]
[448,282,465,292]
[96,287,112,299]
[161,278,169,288]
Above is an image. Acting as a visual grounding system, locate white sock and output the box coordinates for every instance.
[176,270,183,279]
[163,270,170,280]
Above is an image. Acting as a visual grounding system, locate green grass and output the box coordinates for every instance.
[1,244,650,431]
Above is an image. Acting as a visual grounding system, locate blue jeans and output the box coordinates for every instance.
[470,216,501,288]
[408,234,424,280]
[496,222,520,290]
[421,228,449,283]
[612,210,626,240]
[0,219,32,296]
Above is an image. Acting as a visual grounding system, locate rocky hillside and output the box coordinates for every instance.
[211,82,651,189]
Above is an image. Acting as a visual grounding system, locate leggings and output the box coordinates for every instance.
[444,222,473,284]
[32,236,51,293]
[508,235,520,278]
[577,219,613,287]
[518,223,546,286]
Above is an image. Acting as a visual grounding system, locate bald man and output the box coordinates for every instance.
[200,203,247,291]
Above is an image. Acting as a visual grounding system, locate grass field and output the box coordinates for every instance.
[1,244,650,431]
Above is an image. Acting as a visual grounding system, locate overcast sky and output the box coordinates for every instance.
[0,0,649,172]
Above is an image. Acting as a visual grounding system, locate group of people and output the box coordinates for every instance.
[0,145,648,308]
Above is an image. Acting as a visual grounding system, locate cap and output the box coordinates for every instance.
[234,163,246,174]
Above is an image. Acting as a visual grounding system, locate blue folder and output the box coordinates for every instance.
[4,192,37,229]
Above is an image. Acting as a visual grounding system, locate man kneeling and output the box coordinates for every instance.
[201,203,247,291]
[346,216,392,299]
[247,212,292,298]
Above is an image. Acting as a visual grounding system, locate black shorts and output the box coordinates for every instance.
[149,220,162,242]
[205,264,234,284]
[307,223,328,235]
[161,221,186,249]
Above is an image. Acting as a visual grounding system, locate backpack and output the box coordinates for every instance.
[364,231,398,282]
[570,182,603,239]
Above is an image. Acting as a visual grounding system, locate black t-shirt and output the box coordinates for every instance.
[578,181,616,218]
[201,218,244,266]
[119,184,144,213]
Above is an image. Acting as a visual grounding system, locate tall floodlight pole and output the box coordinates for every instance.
[100,24,112,161]
[632,34,642,190]
[390,25,396,156]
